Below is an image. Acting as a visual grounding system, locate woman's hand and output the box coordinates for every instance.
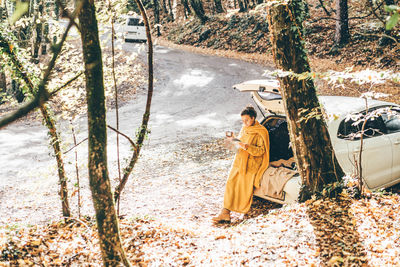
[238,142,249,150]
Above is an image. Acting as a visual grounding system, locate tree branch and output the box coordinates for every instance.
[64,137,88,154]
[50,72,83,95]
[114,0,154,202]
[107,125,137,149]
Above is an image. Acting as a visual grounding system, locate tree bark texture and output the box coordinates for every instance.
[40,104,70,218]
[267,1,344,200]
[189,0,208,23]
[334,0,349,45]
[78,1,130,266]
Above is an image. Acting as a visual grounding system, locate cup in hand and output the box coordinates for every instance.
[226,131,233,137]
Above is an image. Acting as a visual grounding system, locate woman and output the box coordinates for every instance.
[213,106,270,223]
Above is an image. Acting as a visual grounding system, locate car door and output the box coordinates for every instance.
[338,112,393,189]
[382,108,400,182]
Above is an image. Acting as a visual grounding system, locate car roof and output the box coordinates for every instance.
[319,96,397,117]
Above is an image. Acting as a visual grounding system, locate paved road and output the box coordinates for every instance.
[0,43,271,225]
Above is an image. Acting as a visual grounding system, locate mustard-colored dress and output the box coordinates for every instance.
[224,121,270,213]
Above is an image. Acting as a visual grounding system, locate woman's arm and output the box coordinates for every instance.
[239,135,265,156]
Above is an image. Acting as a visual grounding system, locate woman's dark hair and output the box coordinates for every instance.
[240,106,257,118]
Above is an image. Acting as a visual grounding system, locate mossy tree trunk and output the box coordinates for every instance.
[267,0,345,201]
[334,0,349,45]
[78,0,130,266]
[40,105,70,218]
[189,0,208,23]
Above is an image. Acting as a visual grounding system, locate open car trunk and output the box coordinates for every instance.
[233,80,302,204]
[251,116,301,204]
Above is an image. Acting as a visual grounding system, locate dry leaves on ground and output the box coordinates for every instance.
[1,191,400,266]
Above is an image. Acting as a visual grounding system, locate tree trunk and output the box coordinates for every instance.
[238,0,246,12]
[267,0,345,201]
[11,80,24,103]
[334,0,350,45]
[153,0,161,35]
[78,0,130,266]
[168,0,174,21]
[161,0,168,14]
[181,0,192,18]
[40,104,70,218]
[0,71,6,104]
[189,0,208,23]
[213,0,224,13]
[32,0,43,63]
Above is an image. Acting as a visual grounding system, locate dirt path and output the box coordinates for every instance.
[0,44,270,226]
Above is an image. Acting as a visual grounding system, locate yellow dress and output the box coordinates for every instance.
[223,121,270,213]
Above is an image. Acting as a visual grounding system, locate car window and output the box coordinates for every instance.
[338,114,387,140]
[128,18,144,26]
[381,108,400,134]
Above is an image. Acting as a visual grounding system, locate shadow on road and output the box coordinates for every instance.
[306,196,369,265]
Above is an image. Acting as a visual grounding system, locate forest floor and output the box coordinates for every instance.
[1,138,400,265]
[2,3,400,266]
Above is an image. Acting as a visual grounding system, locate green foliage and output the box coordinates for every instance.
[288,0,309,36]
[9,1,29,24]
[385,5,399,30]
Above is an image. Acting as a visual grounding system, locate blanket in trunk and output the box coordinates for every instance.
[254,166,297,201]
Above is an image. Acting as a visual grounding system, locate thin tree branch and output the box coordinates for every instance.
[64,137,88,154]
[353,30,398,44]
[114,0,154,202]
[55,0,81,32]
[108,2,122,215]
[317,0,332,16]
[50,72,83,95]
[366,0,386,24]
[107,125,137,149]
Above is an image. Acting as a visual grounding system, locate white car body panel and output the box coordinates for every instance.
[234,80,400,204]
[123,15,146,42]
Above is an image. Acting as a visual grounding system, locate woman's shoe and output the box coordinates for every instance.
[212,208,231,223]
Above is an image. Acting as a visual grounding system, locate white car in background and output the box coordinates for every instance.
[123,15,146,42]
[234,80,400,204]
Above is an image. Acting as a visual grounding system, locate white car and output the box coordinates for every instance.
[234,80,400,204]
[123,15,146,42]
